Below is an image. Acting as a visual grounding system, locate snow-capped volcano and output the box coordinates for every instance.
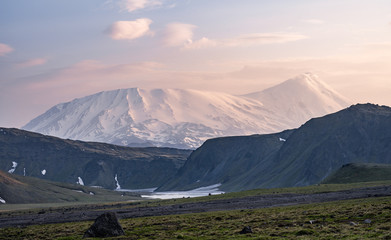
[23,73,351,149]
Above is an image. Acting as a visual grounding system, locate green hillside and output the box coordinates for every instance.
[322,163,391,184]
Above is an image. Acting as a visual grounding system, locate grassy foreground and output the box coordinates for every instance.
[1,196,391,239]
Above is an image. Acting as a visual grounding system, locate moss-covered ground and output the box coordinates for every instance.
[1,196,390,239]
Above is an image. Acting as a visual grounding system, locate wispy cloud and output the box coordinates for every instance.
[15,58,47,68]
[184,32,308,50]
[105,18,153,40]
[302,19,324,25]
[0,43,13,56]
[221,32,307,46]
[184,37,217,49]
[162,23,307,50]
[119,0,162,12]
[163,23,196,47]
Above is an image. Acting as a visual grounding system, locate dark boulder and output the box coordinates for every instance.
[239,226,253,234]
[83,212,125,238]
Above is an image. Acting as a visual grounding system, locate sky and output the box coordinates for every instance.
[1,0,391,127]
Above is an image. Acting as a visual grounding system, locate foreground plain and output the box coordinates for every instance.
[1,181,391,239]
[1,196,390,239]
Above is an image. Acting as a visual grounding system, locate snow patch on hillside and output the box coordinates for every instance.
[77,177,84,185]
[8,161,18,174]
[114,174,121,190]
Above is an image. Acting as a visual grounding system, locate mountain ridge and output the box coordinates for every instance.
[0,127,191,190]
[158,103,391,192]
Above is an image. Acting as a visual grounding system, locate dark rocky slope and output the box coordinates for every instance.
[0,128,191,189]
[159,104,391,192]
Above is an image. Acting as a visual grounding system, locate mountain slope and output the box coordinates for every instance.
[158,104,391,192]
[23,73,350,149]
[0,170,141,204]
[0,128,191,189]
[158,130,294,191]
[243,72,351,127]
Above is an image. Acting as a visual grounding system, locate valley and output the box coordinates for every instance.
[2,1,390,238]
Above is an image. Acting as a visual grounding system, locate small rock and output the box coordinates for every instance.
[83,212,125,238]
[309,220,315,224]
[349,221,358,226]
[239,226,253,234]
[364,219,372,224]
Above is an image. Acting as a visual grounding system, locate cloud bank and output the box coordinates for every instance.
[105,18,153,40]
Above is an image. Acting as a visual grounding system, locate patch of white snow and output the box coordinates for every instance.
[114,174,121,190]
[279,138,286,142]
[77,177,84,186]
[8,161,18,174]
[23,168,26,176]
[41,169,46,175]
[89,192,95,195]
[0,196,5,204]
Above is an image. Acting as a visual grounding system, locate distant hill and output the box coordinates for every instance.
[0,170,140,204]
[23,73,350,149]
[158,104,391,192]
[322,163,391,184]
[0,128,191,190]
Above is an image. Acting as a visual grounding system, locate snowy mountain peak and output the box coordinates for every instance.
[23,74,351,149]
[243,73,351,127]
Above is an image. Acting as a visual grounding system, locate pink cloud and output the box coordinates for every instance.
[184,37,217,50]
[0,43,13,56]
[105,18,153,40]
[163,23,196,47]
[302,19,325,25]
[15,58,47,68]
